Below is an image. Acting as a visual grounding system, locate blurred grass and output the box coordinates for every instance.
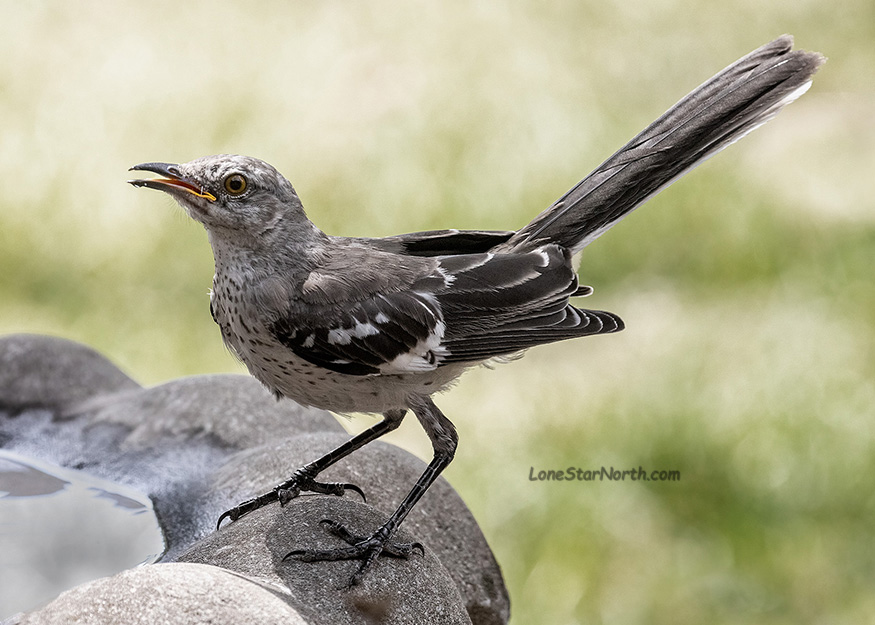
[1,2,873,623]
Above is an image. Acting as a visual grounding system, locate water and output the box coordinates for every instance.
[0,450,165,619]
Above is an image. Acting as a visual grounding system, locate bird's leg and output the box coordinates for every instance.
[284,396,457,587]
[217,408,407,529]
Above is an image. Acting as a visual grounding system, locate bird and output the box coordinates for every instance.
[129,36,822,585]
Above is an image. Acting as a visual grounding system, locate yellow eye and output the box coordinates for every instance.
[223,174,247,195]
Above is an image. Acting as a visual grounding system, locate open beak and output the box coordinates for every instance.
[128,162,217,201]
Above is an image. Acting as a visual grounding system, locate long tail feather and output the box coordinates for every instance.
[501,36,824,254]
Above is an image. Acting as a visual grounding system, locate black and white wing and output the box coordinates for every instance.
[434,245,622,363]
[269,243,622,377]
[270,287,447,376]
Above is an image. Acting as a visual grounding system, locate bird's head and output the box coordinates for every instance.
[129,154,308,238]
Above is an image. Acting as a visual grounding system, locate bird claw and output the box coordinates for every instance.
[283,519,424,587]
[276,479,366,504]
[216,473,367,530]
[216,490,279,529]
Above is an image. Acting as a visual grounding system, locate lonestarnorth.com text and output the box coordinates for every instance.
[528,466,681,482]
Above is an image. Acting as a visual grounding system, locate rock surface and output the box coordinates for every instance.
[16,563,308,625]
[0,334,510,625]
[182,501,471,625]
[0,334,139,412]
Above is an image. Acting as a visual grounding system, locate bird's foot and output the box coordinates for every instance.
[216,470,366,529]
[284,519,424,587]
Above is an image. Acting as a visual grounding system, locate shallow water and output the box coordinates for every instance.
[0,450,165,619]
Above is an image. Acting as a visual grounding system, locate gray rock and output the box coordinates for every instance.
[75,374,343,451]
[191,432,510,624]
[0,336,345,558]
[181,501,472,625]
[16,563,307,625]
[0,334,139,413]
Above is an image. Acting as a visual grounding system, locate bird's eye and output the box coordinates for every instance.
[223,174,248,195]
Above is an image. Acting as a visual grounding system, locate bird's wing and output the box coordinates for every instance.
[269,244,622,376]
[434,245,623,362]
[359,229,515,257]
[270,287,446,376]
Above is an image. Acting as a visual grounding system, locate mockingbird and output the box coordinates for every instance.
[130,36,822,585]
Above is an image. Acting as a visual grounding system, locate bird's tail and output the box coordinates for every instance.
[500,36,824,255]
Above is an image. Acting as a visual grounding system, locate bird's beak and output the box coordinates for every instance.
[128,162,217,201]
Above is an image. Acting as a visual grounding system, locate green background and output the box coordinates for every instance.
[1,2,872,623]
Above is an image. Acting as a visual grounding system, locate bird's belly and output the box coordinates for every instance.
[223,327,458,414]
[250,349,457,413]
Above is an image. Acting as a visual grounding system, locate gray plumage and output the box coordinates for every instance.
[129,36,823,585]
